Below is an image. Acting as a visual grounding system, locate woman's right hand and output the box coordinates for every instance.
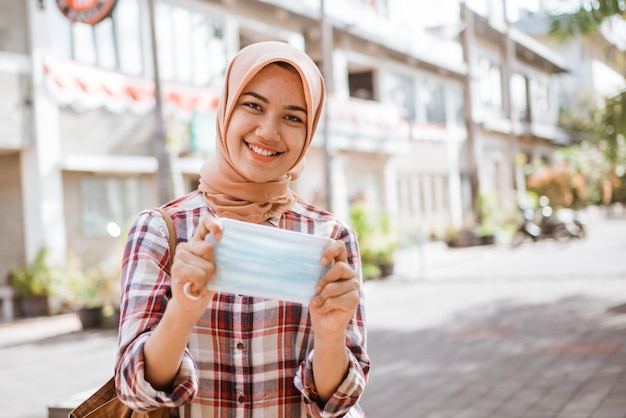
[169,214,223,315]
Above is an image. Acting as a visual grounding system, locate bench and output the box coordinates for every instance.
[0,286,15,322]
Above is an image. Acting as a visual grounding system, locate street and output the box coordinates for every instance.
[1,215,625,418]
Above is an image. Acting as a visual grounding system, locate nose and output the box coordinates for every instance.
[256,117,281,141]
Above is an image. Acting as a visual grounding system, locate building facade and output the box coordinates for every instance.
[0,0,575,291]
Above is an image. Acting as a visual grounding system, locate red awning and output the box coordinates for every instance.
[44,57,220,119]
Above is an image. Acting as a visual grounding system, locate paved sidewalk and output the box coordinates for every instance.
[0,313,82,348]
[358,217,626,418]
[0,217,624,418]
[360,276,626,418]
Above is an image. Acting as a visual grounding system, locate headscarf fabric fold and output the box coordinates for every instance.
[198,41,326,223]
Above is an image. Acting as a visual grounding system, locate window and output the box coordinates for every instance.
[511,73,529,120]
[81,176,149,237]
[423,79,446,126]
[449,86,465,128]
[155,3,227,85]
[50,0,227,83]
[478,57,502,111]
[72,21,97,65]
[387,72,416,121]
[349,70,376,101]
[532,77,549,112]
[114,0,143,75]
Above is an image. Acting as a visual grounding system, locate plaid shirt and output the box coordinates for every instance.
[115,190,370,417]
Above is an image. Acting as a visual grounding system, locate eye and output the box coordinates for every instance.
[285,114,304,124]
[243,101,262,111]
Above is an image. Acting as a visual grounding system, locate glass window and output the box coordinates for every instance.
[387,72,416,121]
[172,7,193,83]
[48,1,73,59]
[449,86,465,128]
[191,13,212,86]
[349,70,375,101]
[478,57,502,110]
[511,73,528,118]
[423,79,446,126]
[532,77,549,111]
[94,18,117,70]
[155,3,175,81]
[114,0,143,75]
[72,21,97,65]
[81,176,149,237]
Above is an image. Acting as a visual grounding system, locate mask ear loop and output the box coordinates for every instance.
[183,282,202,301]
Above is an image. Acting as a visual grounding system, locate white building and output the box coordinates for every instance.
[0,0,574,306]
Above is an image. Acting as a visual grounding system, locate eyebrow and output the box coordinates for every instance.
[241,91,307,115]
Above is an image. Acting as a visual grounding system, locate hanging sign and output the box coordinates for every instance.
[55,0,118,25]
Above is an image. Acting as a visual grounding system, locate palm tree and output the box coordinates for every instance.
[548,0,626,203]
[548,0,626,44]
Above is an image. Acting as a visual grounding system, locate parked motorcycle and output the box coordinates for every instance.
[511,196,585,247]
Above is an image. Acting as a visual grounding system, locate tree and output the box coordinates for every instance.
[548,0,626,204]
[548,0,626,44]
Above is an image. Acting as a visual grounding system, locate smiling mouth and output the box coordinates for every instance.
[246,141,282,157]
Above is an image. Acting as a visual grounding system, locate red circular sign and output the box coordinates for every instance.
[56,0,118,25]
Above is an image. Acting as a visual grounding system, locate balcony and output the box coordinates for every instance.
[315,96,411,154]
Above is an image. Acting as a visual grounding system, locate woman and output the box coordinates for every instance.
[115,41,370,417]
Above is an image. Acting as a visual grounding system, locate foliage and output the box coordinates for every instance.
[9,248,59,298]
[548,0,626,45]
[349,203,397,278]
[548,0,626,197]
[525,141,626,207]
[62,254,120,309]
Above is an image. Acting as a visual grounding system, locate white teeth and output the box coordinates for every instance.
[247,143,278,156]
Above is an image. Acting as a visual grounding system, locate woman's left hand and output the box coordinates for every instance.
[308,240,360,336]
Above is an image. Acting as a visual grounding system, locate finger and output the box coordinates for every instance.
[311,284,359,312]
[315,261,355,293]
[316,273,358,299]
[320,240,347,266]
[193,214,223,244]
[182,239,215,261]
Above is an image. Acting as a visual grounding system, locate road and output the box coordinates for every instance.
[0,215,625,418]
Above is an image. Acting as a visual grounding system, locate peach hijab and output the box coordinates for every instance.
[198,41,326,223]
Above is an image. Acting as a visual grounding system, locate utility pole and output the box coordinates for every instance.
[320,0,334,212]
[460,2,482,224]
[502,0,522,204]
[147,0,175,205]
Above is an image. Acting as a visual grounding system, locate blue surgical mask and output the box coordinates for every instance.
[204,218,332,304]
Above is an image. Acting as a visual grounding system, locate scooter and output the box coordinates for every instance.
[511,197,584,247]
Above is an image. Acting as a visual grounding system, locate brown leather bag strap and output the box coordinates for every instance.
[153,207,177,271]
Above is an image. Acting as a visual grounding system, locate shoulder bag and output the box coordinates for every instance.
[69,207,176,418]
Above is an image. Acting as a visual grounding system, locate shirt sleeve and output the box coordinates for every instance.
[293,223,371,417]
[114,210,198,411]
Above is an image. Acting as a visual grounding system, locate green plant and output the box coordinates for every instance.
[350,203,397,277]
[63,255,119,309]
[9,248,58,298]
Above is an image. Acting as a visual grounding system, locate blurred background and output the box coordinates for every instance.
[1,1,626,417]
[2,0,626,319]
[1,0,625,324]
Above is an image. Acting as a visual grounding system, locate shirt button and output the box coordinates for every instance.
[238,394,245,403]
[237,342,244,350]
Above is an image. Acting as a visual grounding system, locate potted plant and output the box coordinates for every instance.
[370,212,397,277]
[9,248,58,317]
[63,255,120,329]
[350,203,398,279]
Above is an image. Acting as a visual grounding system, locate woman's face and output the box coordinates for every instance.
[226,63,307,183]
